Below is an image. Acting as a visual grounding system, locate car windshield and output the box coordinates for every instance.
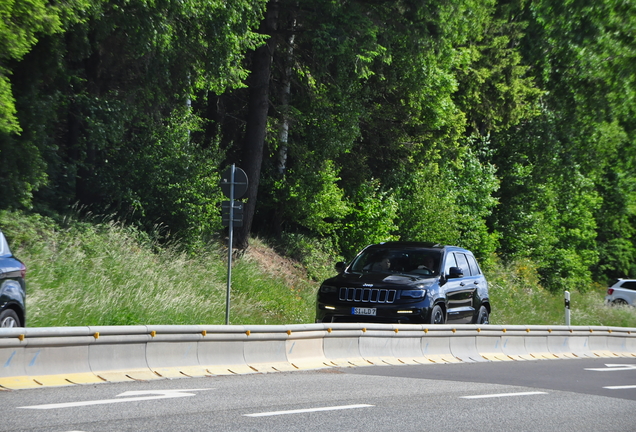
[349,247,441,276]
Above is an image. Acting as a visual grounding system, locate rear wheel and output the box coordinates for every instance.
[430,305,445,324]
[0,309,20,328]
[475,306,489,324]
[612,299,628,306]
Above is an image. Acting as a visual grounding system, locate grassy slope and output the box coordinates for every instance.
[1,211,635,327]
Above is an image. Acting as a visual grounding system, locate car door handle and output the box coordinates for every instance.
[474,281,479,285]
[460,282,466,286]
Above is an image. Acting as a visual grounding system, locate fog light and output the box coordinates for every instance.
[397,310,413,314]
[324,305,336,310]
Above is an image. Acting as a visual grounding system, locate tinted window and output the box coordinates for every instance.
[349,247,441,275]
[466,254,481,276]
[454,253,469,276]
[620,281,636,290]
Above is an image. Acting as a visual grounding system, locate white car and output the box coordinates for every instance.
[605,279,636,306]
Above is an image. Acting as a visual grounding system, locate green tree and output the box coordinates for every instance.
[489,0,636,288]
[3,0,267,242]
[0,0,72,208]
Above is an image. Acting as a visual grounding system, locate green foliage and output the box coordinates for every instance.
[393,140,499,262]
[487,257,636,327]
[446,141,500,260]
[1,0,636,296]
[275,232,343,282]
[490,110,603,291]
[104,108,225,245]
[2,0,267,232]
[0,0,65,134]
[283,160,350,236]
[395,168,460,246]
[453,0,543,135]
[339,180,399,258]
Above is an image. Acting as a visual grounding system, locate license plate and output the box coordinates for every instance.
[352,307,376,316]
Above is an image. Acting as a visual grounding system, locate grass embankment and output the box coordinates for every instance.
[1,211,635,327]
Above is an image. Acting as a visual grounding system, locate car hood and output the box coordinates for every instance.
[326,272,435,287]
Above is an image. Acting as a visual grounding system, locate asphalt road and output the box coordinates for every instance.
[2,358,635,431]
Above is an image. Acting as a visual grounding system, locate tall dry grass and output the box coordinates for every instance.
[1,210,635,327]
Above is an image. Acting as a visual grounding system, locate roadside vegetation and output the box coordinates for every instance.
[3,0,636,302]
[2,211,633,328]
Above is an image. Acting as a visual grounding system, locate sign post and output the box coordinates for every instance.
[220,165,248,325]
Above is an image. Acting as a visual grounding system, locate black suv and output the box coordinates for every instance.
[316,242,490,324]
[0,229,26,327]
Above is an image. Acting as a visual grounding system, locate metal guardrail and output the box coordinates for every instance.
[1,323,635,390]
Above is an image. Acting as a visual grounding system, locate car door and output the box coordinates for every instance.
[443,252,476,323]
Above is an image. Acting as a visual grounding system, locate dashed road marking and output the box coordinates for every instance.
[244,404,374,417]
[18,389,214,410]
[460,391,548,399]
[585,364,636,372]
[604,385,636,389]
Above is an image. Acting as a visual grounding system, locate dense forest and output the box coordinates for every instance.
[1,0,635,292]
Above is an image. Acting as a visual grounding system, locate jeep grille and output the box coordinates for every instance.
[339,287,396,303]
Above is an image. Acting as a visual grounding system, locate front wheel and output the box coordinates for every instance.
[430,305,445,324]
[475,306,489,324]
[0,309,21,328]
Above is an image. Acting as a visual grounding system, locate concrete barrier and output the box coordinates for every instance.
[145,326,209,378]
[420,327,461,363]
[388,325,432,365]
[0,328,33,389]
[587,327,629,358]
[606,328,636,357]
[243,326,297,373]
[323,324,368,366]
[545,328,592,359]
[522,330,556,359]
[473,327,515,361]
[1,323,635,390]
[197,326,253,375]
[358,324,405,366]
[448,325,487,363]
[284,325,330,370]
[88,326,158,382]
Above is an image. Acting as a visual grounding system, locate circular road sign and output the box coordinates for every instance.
[220,166,248,199]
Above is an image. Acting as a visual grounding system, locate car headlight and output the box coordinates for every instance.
[320,285,338,294]
[401,289,426,299]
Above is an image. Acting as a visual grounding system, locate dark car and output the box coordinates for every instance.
[315,242,490,325]
[0,229,26,327]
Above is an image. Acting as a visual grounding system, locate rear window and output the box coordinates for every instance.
[619,281,636,290]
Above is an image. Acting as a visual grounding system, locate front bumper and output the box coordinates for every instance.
[315,301,433,324]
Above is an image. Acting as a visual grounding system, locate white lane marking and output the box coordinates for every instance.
[244,404,374,417]
[18,389,214,410]
[461,391,547,399]
[604,385,636,389]
[585,364,636,372]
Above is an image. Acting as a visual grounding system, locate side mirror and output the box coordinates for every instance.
[448,266,464,278]
[335,262,346,273]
